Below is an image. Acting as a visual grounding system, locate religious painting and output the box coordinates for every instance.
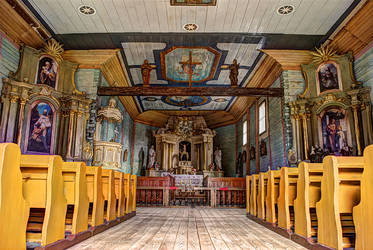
[36,56,58,89]
[26,101,55,154]
[170,0,216,6]
[316,62,342,94]
[179,141,191,161]
[260,140,267,156]
[160,46,221,83]
[319,109,351,156]
[161,96,211,108]
[249,146,255,160]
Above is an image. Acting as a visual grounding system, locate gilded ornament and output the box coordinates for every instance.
[41,39,64,62]
[310,46,340,64]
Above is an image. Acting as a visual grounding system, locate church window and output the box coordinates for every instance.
[243,120,247,145]
[259,101,266,134]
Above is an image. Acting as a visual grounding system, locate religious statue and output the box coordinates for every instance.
[208,162,215,171]
[147,145,156,169]
[141,60,153,86]
[229,59,239,87]
[214,146,222,171]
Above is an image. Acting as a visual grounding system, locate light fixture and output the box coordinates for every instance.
[183,23,198,32]
[79,5,96,15]
[277,5,294,15]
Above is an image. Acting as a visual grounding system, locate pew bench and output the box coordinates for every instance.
[293,162,323,243]
[0,143,29,249]
[265,170,281,225]
[114,171,126,219]
[277,167,298,233]
[86,166,104,228]
[246,176,251,214]
[21,155,67,247]
[257,172,268,220]
[249,174,259,216]
[101,169,117,222]
[316,156,364,250]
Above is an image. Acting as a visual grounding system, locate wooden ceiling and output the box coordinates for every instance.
[1,0,371,128]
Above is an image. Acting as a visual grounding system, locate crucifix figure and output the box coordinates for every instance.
[141,60,153,87]
[179,51,201,87]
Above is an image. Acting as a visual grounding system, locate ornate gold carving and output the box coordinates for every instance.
[10,95,19,103]
[310,46,340,64]
[42,39,64,62]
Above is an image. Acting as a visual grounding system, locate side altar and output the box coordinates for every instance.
[145,116,223,177]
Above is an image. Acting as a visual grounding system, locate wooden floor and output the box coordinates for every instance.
[69,207,305,250]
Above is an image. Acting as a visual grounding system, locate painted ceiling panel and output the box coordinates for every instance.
[24,0,355,35]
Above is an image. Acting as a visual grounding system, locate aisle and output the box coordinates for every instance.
[69,207,305,250]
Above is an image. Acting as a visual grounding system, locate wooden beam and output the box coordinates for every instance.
[97,86,283,97]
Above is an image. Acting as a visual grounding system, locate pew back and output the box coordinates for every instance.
[86,166,104,227]
[257,172,268,220]
[249,174,259,216]
[294,162,323,239]
[21,155,67,246]
[265,170,281,224]
[114,171,126,217]
[246,176,250,214]
[277,167,298,231]
[353,145,373,250]
[124,173,131,214]
[316,156,364,250]
[101,169,116,221]
[130,175,137,212]
[0,143,29,249]
[62,162,89,235]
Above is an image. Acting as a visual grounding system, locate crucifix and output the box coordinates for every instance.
[179,51,201,87]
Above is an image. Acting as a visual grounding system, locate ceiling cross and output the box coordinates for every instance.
[179,51,202,87]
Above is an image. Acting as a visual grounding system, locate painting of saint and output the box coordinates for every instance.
[321,110,349,155]
[27,102,54,154]
[317,63,340,93]
[37,57,58,89]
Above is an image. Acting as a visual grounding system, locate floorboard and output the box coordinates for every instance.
[68,207,306,250]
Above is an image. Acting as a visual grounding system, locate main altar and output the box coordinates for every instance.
[145,116,224,177]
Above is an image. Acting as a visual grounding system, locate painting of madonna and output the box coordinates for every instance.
[37,57,58,89]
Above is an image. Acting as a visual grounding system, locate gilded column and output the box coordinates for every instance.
[197,144,200,171]
[6,95,19,142]
[294,114,303,161]
[16,98,27,146]
[0,95,10,142]
[203,141,208,170]
[66,110,76,159]
[352,105,362,155]
[301,113,310,160]
[162,142,167,171]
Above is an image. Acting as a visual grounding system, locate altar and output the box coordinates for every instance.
[146,116,223,177]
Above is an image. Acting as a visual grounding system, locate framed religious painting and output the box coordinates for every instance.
[315,61,342,95]
[24,101,56,154]
[318,108,352,156]
[36,56,59,89]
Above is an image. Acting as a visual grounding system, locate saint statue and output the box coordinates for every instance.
[326,118,337,152]
[147,145,156,169]
[214,146,222,171]
[229,59,239,87]
[141,60,153,86]
[179,143,189,161]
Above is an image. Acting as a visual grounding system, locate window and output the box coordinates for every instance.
[259,101,266,134]
[243,120,247,145]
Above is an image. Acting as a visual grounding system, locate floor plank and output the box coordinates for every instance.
[68,207,306,250]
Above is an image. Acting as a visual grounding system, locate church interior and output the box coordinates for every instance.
[0,0,373,249]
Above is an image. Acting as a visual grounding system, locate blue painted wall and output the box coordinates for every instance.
[355,46,373,120]
[214,124,236,177]
[133,123,157,176]
[0,34,19,89]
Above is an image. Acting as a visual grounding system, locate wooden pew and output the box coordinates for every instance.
[124,173,131,214]
[0,143,29,249]
[257,172,268,220]
[316,156,364,249]
[21,155,67,246]
[246,176,250,214]
[130,175,137,213]
[277,167,298,232]
[85,166,104,228]
[353,145,373,250]
[101,169,116,222]
[293,162,323,242]
[114,171,126,219]
[265,170,281,224]
[62,162,89,236]
[249,174,259,216]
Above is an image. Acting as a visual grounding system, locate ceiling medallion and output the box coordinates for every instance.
[79,5,96,15]
[277,5,294,15]
[183,23,199,32]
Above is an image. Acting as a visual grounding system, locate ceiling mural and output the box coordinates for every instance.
[160,47,221,83]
